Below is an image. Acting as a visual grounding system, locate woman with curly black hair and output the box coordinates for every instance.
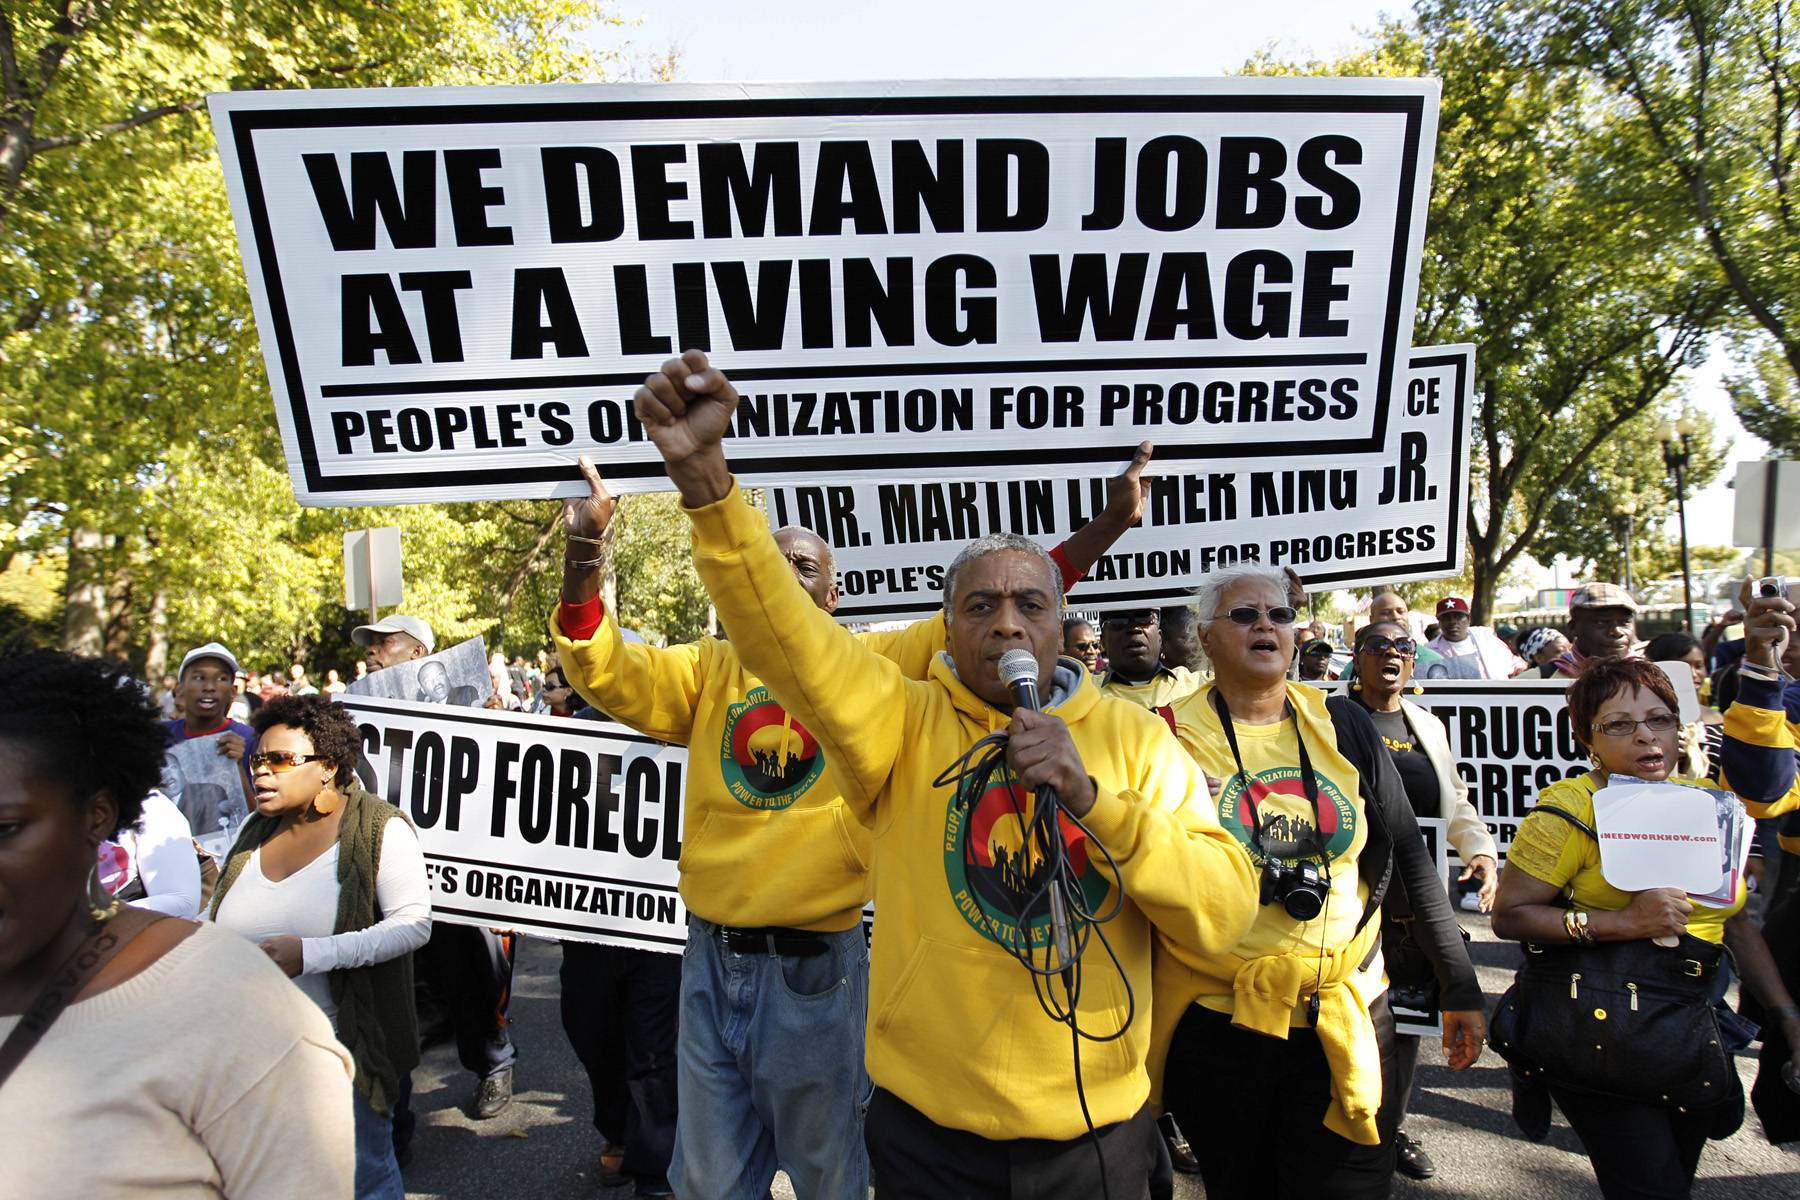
[212,693,430,1200]
[0,648,354,1196]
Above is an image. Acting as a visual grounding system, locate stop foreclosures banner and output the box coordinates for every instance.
[340,695,689,949]
[210,78,1440,506]
[771,344,1472,620]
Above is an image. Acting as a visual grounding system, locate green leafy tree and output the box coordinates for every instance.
[1726,339,1800,453]
[1254,12,1731,620]
[1530,405,1728,585]
[1476,0,1800,407]
[0,1,672,671]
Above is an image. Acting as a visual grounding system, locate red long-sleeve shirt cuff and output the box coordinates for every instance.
[1050,543,1082,592]
[559,595,603,641]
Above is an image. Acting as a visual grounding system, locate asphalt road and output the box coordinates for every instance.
[401,916,1800,1199]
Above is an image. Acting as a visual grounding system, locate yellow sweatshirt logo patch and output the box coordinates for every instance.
[720,687,825,811]
[943,771,1112,950]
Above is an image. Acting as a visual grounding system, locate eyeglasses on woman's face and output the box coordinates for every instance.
[1214,605,1299,627]
[248,750,326,773]
[1591,711,1680,739]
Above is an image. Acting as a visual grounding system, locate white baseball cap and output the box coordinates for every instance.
[178,642,240,679]
[351,615,437,653]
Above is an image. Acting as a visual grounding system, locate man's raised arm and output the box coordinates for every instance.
[633,351,909,809]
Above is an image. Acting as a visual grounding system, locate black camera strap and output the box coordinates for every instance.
[1211,688,1324,859]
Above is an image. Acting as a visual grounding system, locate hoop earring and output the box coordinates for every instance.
[87,867,120,923]
[1350,678,1362,692]
[1411,682,1425,695]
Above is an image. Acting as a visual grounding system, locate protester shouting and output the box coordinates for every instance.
[555,413,1158,1200]
[617,349,1256,1199]
[211,694,431,1200]
[0,649,355,1197]
[1341,620,1499,1181]
[1491,584,1798,1200]
[1152,565,1484,1199]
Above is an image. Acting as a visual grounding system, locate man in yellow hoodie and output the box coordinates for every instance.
[554,431,1153,1199]
[625,349,1259,1198]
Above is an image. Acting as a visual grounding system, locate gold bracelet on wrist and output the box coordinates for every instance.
[1574,910,1593,944]
[1563,910,1581,942]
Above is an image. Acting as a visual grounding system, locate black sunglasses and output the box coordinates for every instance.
[1217,605,1299,626]
[1358,634,1417,657]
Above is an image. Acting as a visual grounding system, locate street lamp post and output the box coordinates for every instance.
[1660,416,1696,632]
[1617,499,1637,595]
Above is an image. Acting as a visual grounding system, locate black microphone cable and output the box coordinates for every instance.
[930,695,1132,1198]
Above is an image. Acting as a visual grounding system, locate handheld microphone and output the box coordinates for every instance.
[997,648,1075,975]
[998,648,1042,712]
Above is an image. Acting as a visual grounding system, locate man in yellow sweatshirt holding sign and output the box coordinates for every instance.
[622,349,1258,1198]
[555,415,1152,1199]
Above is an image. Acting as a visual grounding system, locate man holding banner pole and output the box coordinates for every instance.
[554,416,1153,1199]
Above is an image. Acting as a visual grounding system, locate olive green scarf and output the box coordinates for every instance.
[212,783,419,1115]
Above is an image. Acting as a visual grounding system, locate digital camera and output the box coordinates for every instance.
[1260,857,1329,921]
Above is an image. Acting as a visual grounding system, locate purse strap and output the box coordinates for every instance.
[1533,804,1598,841]
[0,907,165,1090]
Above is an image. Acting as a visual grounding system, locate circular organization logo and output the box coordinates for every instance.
[719,687,824,811]
[942,771,1112,950]
[1216,766,1357,864]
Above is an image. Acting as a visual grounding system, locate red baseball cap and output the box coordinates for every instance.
[1436,596,1471,616]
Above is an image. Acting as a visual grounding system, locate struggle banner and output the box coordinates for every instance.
[1408,679,1586,855]
[771,344,1471,620]
[340,695,689,949]
[210,78,1440,506]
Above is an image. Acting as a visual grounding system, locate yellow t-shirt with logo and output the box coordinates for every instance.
[1169,689,1374,1024]
[1507,774,1745,944]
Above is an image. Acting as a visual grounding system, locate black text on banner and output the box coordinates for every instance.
[769,345,1473,620]
[208,78,1440,505]
[340,695,688,950]
[1407,679,1586,855]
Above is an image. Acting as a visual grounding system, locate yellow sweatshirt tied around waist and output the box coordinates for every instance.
[1151,915,1383,1146]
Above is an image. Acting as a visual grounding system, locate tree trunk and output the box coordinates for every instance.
[144,587,170,680]
[1470,561,1500,628]
[103,562,134,663]
[60,527,107,655]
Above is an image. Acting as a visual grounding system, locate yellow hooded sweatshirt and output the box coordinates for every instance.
[554,601,943,933]
[684,483,1259,1141]
[1150,679,1385,1145]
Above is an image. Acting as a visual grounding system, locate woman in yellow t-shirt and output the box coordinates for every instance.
[1493,639,1800,1200]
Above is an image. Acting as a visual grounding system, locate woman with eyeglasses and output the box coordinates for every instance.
[1490,591,1800,1199]
[0,649,355,1197]
[1150,564,1484,1199]
[1341,621,1499,1181]
[211,694,431,1200]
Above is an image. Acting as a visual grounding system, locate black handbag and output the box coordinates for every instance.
[1486,809,1736,1112]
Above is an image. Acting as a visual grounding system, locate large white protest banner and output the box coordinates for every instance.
[209,78,1440,506]
[1407,680,1587,855]
[340,695,688,950]
[770,344,1471,620]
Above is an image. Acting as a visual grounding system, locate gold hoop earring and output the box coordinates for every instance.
[1350,678,1362,692]
[1411,682,1425,695]
[87,867,120,923]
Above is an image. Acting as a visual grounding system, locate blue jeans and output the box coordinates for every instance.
[353,1091,405,1200]
[669,916,871,1200]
